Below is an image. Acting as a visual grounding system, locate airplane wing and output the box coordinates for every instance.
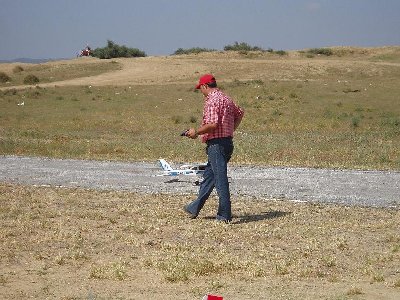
[180,163,207,170]
[157,159,206,177]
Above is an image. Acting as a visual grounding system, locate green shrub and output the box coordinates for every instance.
[23,74,40,85]
[266,48,288,56]
[224,42,264,52]
[92,40,146,59]
[173,47,216,55]
[0,72,11,83]
[307,48,333,56]
[275,50,288,56]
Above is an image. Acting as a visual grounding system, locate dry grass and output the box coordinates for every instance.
[0,58,120,87]
[1,183,399,299]
[0,75,399,169]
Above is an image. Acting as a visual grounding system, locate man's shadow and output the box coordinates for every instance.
[204,210,291,224]
[233,210,291,224]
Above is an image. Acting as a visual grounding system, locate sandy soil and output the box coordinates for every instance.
[1,184,399,300]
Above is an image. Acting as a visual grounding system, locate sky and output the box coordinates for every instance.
[1,0,399,60]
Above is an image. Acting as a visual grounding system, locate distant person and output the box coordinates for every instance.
[183,74,244,222]
[78,45,91,57]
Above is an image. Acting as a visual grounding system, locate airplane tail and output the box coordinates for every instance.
[158,159,173,171]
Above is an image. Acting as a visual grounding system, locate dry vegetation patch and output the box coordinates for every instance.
[0,69,399,169]
[0,58,121,88]
[1,183,399,299]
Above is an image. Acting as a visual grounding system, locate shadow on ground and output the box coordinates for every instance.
[203,211,291,224]
[233,211,291,224]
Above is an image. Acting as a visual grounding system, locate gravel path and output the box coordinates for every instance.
[1,155,399,208]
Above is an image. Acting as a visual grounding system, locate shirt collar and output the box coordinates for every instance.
[205,88,219,101]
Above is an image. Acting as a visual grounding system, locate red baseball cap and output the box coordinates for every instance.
[195,74,216,89]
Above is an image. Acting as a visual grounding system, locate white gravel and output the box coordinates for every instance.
[1,155,399,208]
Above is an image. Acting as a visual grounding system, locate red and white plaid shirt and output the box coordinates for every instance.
[201,89,244,143]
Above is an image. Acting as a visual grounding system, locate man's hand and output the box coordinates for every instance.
[185,124,217,139]
[187,128,198,139]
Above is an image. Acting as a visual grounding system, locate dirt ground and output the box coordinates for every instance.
[1,184,399,300]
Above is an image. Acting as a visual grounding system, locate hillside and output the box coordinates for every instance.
[1,46,399,89]
[0,46,399,169]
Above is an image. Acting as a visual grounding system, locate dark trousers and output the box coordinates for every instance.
[186,137,234,221]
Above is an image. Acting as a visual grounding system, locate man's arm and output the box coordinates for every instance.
[234,114,243,131]
[187,123,217,139]
[233,105,244,131]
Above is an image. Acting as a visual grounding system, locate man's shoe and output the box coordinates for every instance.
[216,219,231,224]
[216,215,231,224]
[183,205,197,219]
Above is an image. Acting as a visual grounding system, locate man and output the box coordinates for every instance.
[183,74,244,222]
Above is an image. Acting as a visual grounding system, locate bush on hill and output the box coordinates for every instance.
[0,72,11,83]
[172,43,289,56]
[224,41,265,52]
[307,48,333,56]
[275,50,288,56]
[23,74,40,85]
[173,47,217,55]
[92,40,146,59]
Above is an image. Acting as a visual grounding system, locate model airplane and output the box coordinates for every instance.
[157,159,208,185]
[157,159,207,176]
[156,130,207,183]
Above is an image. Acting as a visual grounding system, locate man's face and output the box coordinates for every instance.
[200,84,208,96]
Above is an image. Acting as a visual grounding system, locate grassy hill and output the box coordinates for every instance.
[0,46,399,170]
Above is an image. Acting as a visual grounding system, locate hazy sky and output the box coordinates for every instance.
[1,0,399,60]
